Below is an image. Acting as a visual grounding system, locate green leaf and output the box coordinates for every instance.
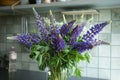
[38,55,43,66]
[29,53,35,59]
[79,54,86,60]
[33,51,40,59]
[34,45,43,50]
[44,46,49,52]
[64,49,69,53]
[74,68,81,78]
[84,52,91,63]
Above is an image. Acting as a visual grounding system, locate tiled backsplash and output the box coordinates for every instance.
[0,8,120,80]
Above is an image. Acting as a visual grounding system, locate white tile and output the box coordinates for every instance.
[112,9,120,20]
[28,15,36,23]
[93,14,99,21]
[87,57,98,68]
[87,68,98,78]
[78,61,87,68]
[16,53,22,62]
[81,68,87,77]
[99,46,110,57]
[98,33,111,43]
[99,9,111,21]
[22,53,31,62]
[111,58,120,69]
[21,62,30,70]
[16,61,22,69]
[100,23,111,33]
[30,58,37,63]
[99,58,110,69]
[112,21,120,33]
[30,63,39,71]
[0,43,6,51]
[112,46,120,57]
[112,34,120,45]
[90,47,99,57]
[99,69,110,79]
[111,70,120,80]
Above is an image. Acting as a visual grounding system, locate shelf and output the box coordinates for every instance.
[0,0,120,15]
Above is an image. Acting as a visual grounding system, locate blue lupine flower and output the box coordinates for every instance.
[33,8,49,41]
[17,34,32,47]
[17,33,40,47]
[51,31,66,52]
[82,21,109,41]
[50,28,60,39]
[72,42,93,53]
[69,22,86,45]
[31,34,41,44]
[60,20,76,36]
[49,10,56,26]
[56,34,66,51]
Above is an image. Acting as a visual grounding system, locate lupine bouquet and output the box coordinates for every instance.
[8,8,111,80]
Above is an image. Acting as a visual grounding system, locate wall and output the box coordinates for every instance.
[0,8,120,80]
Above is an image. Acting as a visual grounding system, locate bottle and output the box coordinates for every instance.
[29,0,36,4]
[9,46,17,72]
[9,46,17,61]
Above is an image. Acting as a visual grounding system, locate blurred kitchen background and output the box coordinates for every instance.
[0,0,120,80]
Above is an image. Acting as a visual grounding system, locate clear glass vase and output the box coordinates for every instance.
[49,69,67,80]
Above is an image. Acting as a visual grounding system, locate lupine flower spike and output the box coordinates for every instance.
[69,22,86,45]
[60,20,76,36]
[82,21,111,42]
[33,8,49,41]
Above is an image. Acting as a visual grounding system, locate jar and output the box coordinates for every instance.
[42,0,51,3]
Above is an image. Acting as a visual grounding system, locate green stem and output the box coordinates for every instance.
[49,68,67,80]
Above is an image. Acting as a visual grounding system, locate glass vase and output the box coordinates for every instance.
[49,69,67,80]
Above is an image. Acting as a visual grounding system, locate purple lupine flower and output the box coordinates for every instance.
[49,10,56,27]
[17,34,32,47]
[69,22,86,45]
[72,42,93,53]
[60,20,76,36]
[33,8,49,41]
[31,34,41,44]
[56,34,66,51]
[91,39,110,46]
[17,33,40,47]
[51,31,65,52]
[82,21,109,41]
[50,28,60,39]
